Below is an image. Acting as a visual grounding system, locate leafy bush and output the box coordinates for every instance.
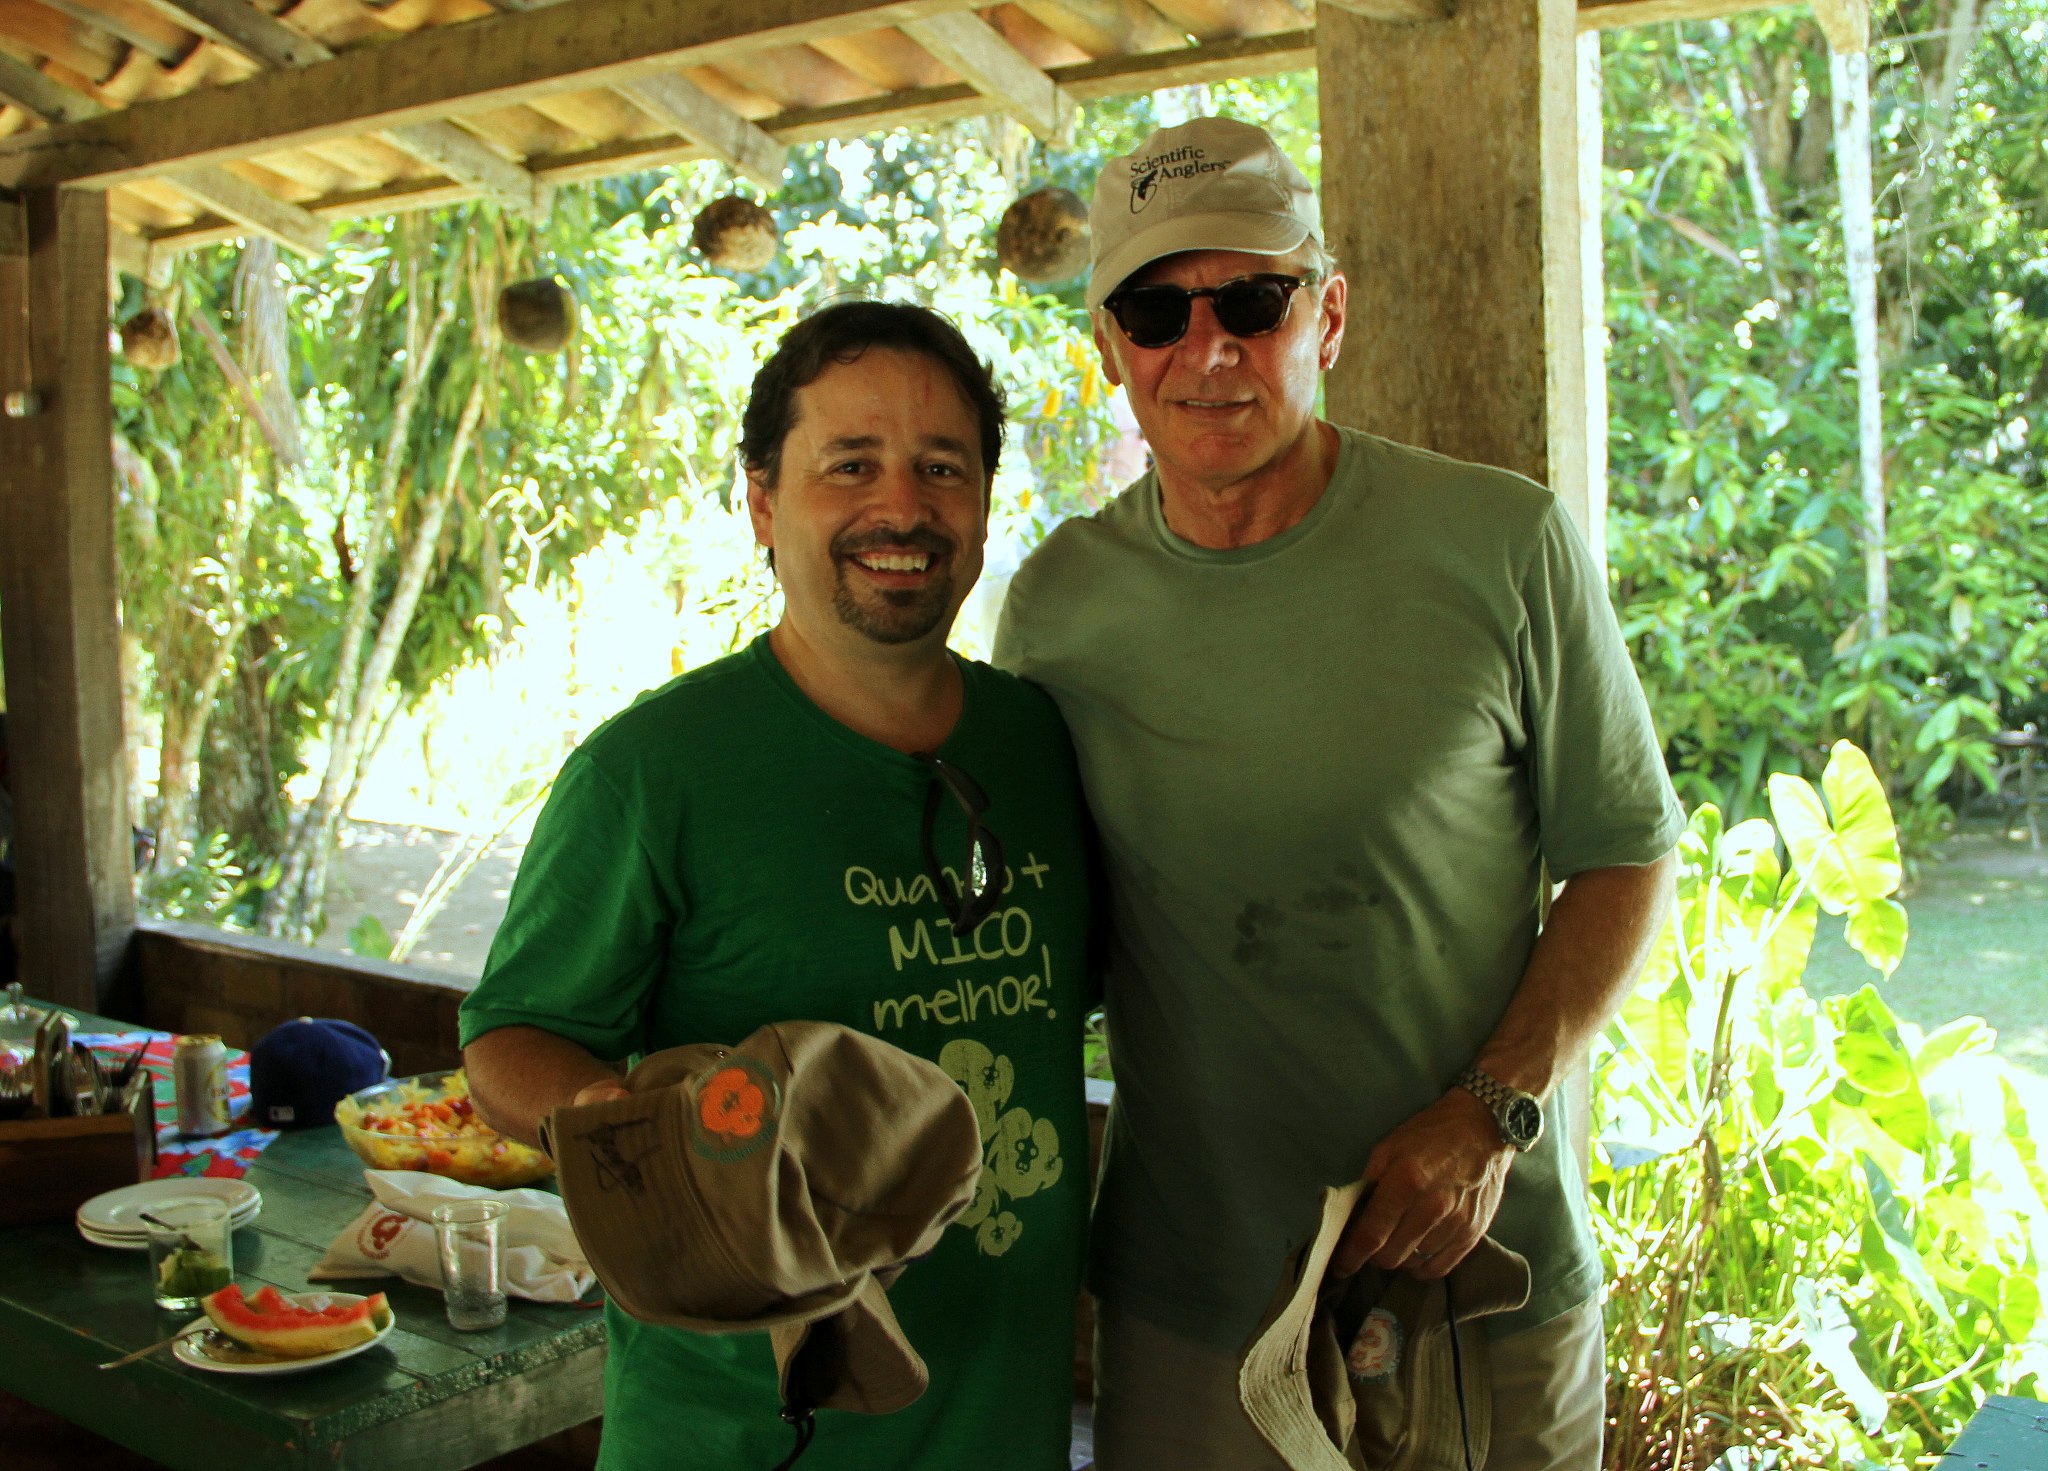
[1595,742,2045,1468]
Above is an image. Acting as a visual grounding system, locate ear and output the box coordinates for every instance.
[744,467,775,552]
[1092,315,1127,390]
[1316,272,1348,373]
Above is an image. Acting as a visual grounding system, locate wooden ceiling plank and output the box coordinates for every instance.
[144,0,545,210]
[616,70,785,189]
[35,0,187,65]
[0,0,987,189]
[1006,0,1186,56]
[1576,0,1778,27]
[899,10,1073,141]
[1318,0,1449,18]
[168,160,325,250]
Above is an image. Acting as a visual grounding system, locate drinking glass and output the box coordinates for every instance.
[145,1196,234,1312]
[432,1199,508,1331]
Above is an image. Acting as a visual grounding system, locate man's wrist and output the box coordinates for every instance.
[1453,1065,1545,1152]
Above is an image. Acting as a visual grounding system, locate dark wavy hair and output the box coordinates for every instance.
[740,301,1006,493]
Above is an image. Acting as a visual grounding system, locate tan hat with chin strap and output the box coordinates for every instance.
[542,1021,985,1463]
[1240,1181,1534,1471]
[1087,117,1323,308]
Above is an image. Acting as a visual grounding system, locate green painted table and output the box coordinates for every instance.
[0,1017,606,1470]
[1942,1395,2048,1466]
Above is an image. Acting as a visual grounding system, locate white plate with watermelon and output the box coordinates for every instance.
[173,1286,395,1375]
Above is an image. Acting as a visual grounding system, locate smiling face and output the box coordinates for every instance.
[1095,246,1346,502]
[746,347,989,655]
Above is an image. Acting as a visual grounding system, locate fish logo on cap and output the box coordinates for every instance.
[691,1057,782,1162]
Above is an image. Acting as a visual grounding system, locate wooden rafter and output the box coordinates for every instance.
[1809,0,1869,51]
[0,0,985,191]
[143,0,551,216]
[615,72,787,190]
[0,51,326,256]
[900,11,1076,141]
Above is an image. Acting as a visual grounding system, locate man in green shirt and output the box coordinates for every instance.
[996,119,1684,1469]
[462,302,1092,1471]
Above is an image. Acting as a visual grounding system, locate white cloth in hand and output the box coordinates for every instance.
[309,1169,596,1303]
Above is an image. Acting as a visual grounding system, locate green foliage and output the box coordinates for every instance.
[1601,10,2048,850]
[1595,741,2045,1468]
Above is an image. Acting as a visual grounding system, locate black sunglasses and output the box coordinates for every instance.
[1102,272,1319,350]
[913,754,1006,937]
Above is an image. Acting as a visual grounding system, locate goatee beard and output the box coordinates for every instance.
[830,527,957,645]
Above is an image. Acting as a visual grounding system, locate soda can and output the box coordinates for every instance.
[173,1034,231,1136]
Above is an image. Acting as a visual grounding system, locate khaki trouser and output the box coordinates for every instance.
[1091,1297,1605,1471]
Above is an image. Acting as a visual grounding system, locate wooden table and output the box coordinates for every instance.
[0,1016,605,1470]
[1943,1395,2048,1465]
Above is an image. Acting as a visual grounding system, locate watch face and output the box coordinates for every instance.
[1505,1096,1544,1147]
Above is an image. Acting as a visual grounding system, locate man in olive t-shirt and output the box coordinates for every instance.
[996,119,1683,1470]
[461,303,1091,1471]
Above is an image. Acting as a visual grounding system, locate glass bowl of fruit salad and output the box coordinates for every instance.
[334,1069,554,1188]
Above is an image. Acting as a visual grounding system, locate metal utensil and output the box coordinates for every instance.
[69,1042,106,1115]
[138,1210,206,1256]
[98,1323,210,1370]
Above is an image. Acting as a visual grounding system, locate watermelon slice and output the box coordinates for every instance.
[202,1283,392,1359]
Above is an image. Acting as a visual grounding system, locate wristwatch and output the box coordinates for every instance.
[1454,1067,1545,1152]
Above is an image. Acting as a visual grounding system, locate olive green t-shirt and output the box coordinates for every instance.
[995,425,1684,1348]
[459,636,1092,1470]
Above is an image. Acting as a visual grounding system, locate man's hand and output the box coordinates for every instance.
[1331,1087,1512,1281]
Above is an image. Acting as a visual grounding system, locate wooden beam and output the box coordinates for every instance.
[166,165,328,254]
[1576,0,1780,28]
[107,224,149,278]
[0,0,982,190]
[145,0,551,214]
[140,0,335,68]
[1320,0,1589,495]
[615,73,787,190]
[0,53,106,126]
[0,190,22,257]
[34,0,189,67]
[1810,0,1868,51]
[0,187,137,1011]
[1318,0,1453,19]
[900,11,1075,141]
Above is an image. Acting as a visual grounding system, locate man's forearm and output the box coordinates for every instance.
[463,1025,624,1147]
[1471,851,1677,1101]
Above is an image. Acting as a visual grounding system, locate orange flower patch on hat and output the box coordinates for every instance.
[689,1057,781,1162]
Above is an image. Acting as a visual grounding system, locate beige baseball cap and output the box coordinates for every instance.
[1087,117,1322,308]
[543,1021,984,1419]
[1238,1181,1533,1470]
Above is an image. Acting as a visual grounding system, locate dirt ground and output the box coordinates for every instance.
[316,821,527,979]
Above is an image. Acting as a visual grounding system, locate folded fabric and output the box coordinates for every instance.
[308,1168,596,1303]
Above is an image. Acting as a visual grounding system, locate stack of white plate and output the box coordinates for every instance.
[76,1177,262,1250]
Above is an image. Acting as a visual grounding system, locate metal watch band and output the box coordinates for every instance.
[1454,1066,1542,1151]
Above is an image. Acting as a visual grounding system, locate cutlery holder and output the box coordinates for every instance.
[0,1074,158,1225]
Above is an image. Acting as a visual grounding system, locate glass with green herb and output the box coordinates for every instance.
[144,1197,233,1311]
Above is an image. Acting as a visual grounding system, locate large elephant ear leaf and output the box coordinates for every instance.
[1822,741,1902,902]
[1768,773,1852,914]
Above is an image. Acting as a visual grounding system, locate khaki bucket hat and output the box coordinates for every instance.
[1239,1182,1533,1471]
[1086,117,1322,307]
[543,1021,984,1437]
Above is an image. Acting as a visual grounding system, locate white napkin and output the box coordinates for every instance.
[308,1169,596,1303]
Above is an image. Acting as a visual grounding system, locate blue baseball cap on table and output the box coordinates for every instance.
[248,1017,389,1130]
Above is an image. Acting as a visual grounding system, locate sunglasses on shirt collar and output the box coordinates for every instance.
[912,753,1007,937]
[1101,272,1319,350]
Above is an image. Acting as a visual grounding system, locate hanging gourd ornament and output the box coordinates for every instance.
[119,306,181,370]
[497,276,579,354]
[691,195,779,273]
[996,187,1090,285]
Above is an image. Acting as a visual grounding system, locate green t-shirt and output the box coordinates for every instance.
[459,635,1092,1471]
[995,426,1684,1348]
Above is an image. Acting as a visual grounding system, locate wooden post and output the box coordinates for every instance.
[0,186,135,1011]
[1316,0,1597,539]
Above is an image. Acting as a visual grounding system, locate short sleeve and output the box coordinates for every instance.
[457,750,684,1059]
[1517,503,1686,877]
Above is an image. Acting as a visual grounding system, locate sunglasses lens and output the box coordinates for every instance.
[1112,288,1192,348]
[1214,279,1294,337]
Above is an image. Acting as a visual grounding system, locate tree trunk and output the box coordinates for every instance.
[1832,49,1887,652]
[1881,0,1992,348]
[261,292,456,936]
[274,374,484,939]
